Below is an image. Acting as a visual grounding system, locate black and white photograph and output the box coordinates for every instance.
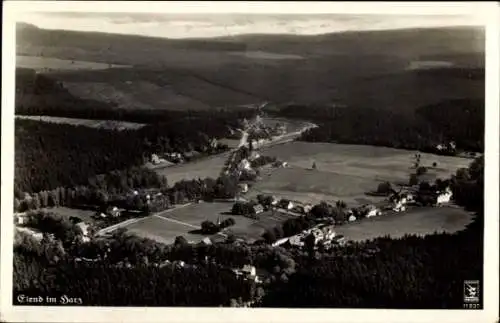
[1,2,498,323]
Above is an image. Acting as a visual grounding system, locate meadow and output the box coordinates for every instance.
[152,152,230,184]
[335,206,474,242]
[122,201,296,244]
[249,141,473,206]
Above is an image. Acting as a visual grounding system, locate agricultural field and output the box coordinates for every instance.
[335,206,474,242]
[122,201,296,244]
[152,152,230,184]
[227,211,297,242]
[249,141,473,206]
[124,216,205,245]
[15,115,146,130]
[16,55,130,71]
[124,202,232,244]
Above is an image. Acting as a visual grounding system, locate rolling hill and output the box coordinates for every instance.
[16,23,484,113]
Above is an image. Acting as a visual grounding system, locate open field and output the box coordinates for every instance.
[16,55,130,71]
[335,206,474,242]
[123,202,232,244]
[124,216,204,245]
[228,211,298,242]
[122,202,296,244]
[248,142,473,206]
[15,115,146,130]
[153,153,229,184]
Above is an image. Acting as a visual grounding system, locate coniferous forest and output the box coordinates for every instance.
[273,99,484,154]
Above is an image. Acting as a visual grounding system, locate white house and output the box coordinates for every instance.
[391,194,408,212]
[288,234,305,247]
[437,187,453,206]
[151,154,161,165]
[241,265,257,277]
[303,204,313,213]
[202,237,212,245]
[365,205,382,218]
[75,222,91,242]
[252,204,265,215]
[348,215,357,222]
[14,212,29,225]
[279,199,294,210]
[238,159,252,171]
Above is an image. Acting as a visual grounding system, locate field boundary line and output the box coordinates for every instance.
[152,214,201,230]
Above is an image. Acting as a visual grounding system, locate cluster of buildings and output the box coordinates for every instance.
[436,141,457,153]
[273,224,346,249]
[233,195,314,220]
[232,265,262,283]
[14,212,92,243]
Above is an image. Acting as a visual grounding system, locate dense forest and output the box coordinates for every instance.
[273,99,484,153]
[15,108,250,194]
[13,253,254,307]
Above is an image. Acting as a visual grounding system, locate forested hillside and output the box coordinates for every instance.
[14,107,251,194]
[274,98,484,153]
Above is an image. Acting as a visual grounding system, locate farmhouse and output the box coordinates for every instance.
[390,193,408,212]
[348,215,357,222]
[238,159,252,171]
[252,204,265,215]
[234,265,261,283]
[288,234,305,247]
[436,187,453,206]
[279,199,294,210]
[363,205,382,218]
[107,206,121,218]
[75,221,91,242]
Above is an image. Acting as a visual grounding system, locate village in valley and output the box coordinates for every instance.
[13,112,466,289]
[11,12,485,309]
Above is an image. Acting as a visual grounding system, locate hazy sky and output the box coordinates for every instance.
[19,12,483,39]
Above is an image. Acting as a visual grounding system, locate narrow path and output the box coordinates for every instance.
[152,214,200,229]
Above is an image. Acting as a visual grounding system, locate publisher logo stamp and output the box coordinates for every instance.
[463,280,480,304]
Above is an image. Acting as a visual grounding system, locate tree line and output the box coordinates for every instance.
[15,105,253,194]
[273,99,483,154]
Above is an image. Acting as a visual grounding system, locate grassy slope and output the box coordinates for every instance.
[16,24,484,112]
